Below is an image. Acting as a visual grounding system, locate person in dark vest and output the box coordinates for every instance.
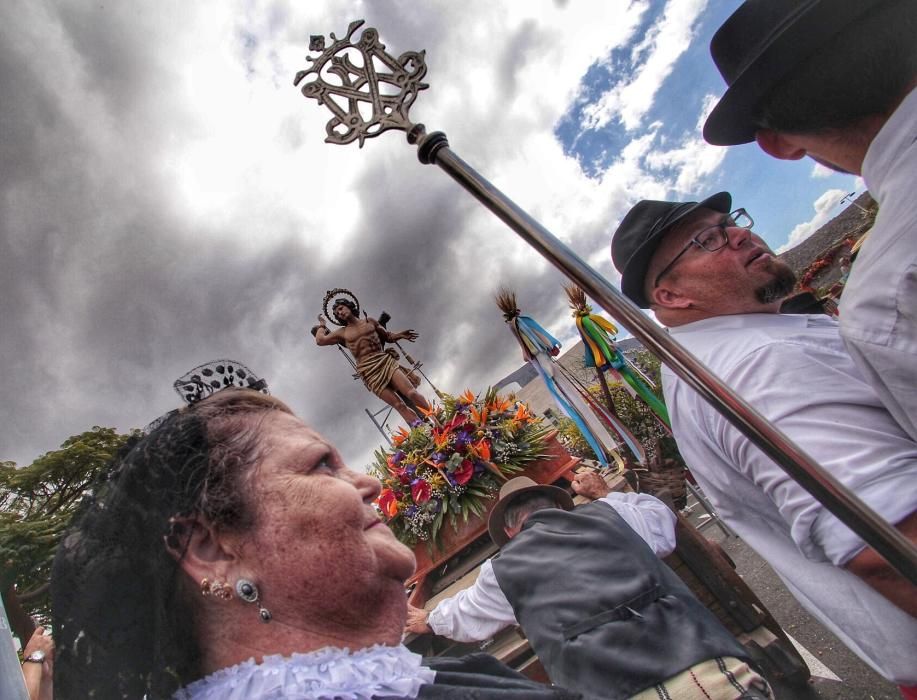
[406,476,771,700]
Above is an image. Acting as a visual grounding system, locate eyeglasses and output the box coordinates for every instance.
[653,208,754,288]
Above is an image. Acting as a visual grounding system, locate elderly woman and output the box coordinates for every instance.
[52,389,576,699]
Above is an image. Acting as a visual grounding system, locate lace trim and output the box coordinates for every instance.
[175,644,436,700]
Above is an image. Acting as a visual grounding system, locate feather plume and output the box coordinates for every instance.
[495,287,520,321]
[564,284,591,314]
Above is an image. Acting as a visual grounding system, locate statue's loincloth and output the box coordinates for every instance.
[355,350,400,397]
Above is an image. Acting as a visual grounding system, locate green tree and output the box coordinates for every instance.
[1,427,135,628]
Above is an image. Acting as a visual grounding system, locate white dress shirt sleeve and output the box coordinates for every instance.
[426,559,518,642]
[597,491,677,557]
[716,340,917,566]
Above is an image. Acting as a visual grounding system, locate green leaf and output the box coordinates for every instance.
[1,426,133,623]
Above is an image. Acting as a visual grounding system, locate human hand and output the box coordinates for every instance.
[402,329,419,342]
[21,627,54,700]
[404,604,432,635]
[571,471,610,500]
[22,626,53,661]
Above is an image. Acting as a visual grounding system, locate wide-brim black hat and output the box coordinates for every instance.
[703,0,886,146]
[487,476,574,548]
[611,192,732,308]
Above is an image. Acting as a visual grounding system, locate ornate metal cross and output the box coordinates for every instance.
[294,20,428,147]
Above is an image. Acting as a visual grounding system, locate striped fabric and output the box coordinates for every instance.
[355,350,399,397]
[630,656,772,700]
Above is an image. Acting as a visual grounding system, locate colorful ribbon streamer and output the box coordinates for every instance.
[507,315,632,469]
[574,312,670,428]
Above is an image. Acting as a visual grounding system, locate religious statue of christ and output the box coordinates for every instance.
[312,289,432,424]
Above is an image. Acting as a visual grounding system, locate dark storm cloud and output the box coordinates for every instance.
[0,2,320,463]
[1,0,613,471]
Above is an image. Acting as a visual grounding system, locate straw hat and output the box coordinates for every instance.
[487,476,574,547]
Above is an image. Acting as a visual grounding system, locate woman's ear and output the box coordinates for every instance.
[164,516,238,584]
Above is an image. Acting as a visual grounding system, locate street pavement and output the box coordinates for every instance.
[698,517,901,699]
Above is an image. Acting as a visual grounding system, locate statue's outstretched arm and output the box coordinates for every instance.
[391,328,419,343]
[312,316,341,346]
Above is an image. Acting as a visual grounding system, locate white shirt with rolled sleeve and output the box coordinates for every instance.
[841,85,917,444]
[426,492,676,643]
[662,312,917,684]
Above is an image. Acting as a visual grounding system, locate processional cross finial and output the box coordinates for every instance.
[294,20,429,147]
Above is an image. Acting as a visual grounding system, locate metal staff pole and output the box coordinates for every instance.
[294,20,917,584]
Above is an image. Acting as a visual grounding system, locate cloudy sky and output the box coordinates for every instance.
[1,0,860,469]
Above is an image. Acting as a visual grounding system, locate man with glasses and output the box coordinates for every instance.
[611,193,917,688]
[701,0,917,451]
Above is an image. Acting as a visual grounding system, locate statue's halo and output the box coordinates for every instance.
[323,288,361,326]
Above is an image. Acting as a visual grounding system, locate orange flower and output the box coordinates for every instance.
[392,426,411,446]
[417,403,438,418]
[513,403,532,423]
[474,438,491,461]
[469,404,489,425]
[432,426,452,450]
[377,489,399,518]
[487,397,512,413]
[459,389,476,404]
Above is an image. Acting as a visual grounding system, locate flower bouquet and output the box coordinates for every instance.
[369,388,552,548]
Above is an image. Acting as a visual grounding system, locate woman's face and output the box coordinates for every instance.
[236,411,415,630]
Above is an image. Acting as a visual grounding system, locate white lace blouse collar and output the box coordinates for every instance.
[174,644,436,700]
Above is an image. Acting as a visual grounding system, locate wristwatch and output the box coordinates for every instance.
[23,650,45,664]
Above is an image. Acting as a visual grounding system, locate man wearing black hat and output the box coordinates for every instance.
[703,0,917,449]
[406,475,771,700]
[610,192,917,688]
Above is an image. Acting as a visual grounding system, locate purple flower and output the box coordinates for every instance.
[431,451,446,463]
[410,418,424,428]
[405,464,417,477]
[391,450,406,465]
[406,505,418,518]
[473,461,486,475]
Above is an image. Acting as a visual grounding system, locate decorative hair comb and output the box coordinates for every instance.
[173,360,269,406]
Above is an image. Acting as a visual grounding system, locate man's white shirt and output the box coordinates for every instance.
[842,84,917,443]
[663,312,917,684]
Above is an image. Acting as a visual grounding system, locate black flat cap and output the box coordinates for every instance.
[611,192,732,308]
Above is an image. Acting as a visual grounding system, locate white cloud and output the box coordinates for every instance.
[777,188,848,253]
[643,94,725,193]
[581,0,708,131]
[810,162,834,179]
[644,136,726,194]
